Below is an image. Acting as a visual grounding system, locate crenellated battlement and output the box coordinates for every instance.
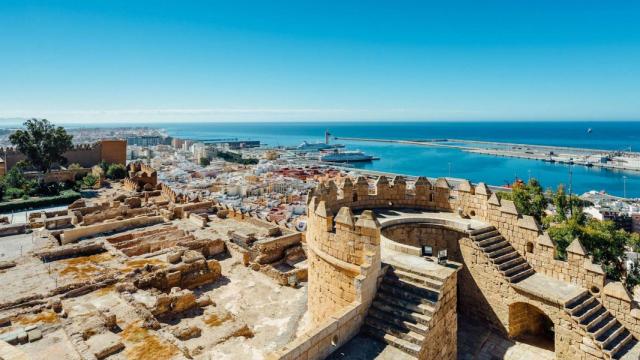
[310,175,605,292]
[0,142,99,156]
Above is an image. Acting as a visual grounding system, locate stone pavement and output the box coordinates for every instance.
[328,318,555,360]
[458,320,554,360]
[512,273,584,305]
[327,334,415,360]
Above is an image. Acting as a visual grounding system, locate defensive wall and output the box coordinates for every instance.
[0,139,126,173]
[271,175,640,360]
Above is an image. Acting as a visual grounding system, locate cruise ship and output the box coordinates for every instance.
[295,141,343,152]
[320,150,376,163]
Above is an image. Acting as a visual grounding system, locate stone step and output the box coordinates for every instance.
[496,257,526,271]
[379,283,439,305]
[604,329,632,354]
[507,267,535,283]
[492,251,520,265]
[364,317,425,346]
[565,291,591,310]
[483,240,510,253]
[468,226,496,237]
[571,296,597,317]
[614,337,640,360]
[376,291,435,316]
[368,307,429,336]
[576,303,603,324]
[385,264,446,283]
[486,246,514,259]
[385,269,443,291]
[601,324,626,349]
[593,317,618,341]
[473,230,501,242]
[477,235,505,248]
[583,307,609,331]
[501,262,530,277]
[371,299,432,325]
[362,325,420,358]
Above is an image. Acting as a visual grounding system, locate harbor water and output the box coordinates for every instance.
[141,121,639,197]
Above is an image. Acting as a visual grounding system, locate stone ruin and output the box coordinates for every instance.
[0,166,310,359]
[123,162,158,192]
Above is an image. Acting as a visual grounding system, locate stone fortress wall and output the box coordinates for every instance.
[311,175,605,292]
[0,139,126,173]
[271,175,640,360]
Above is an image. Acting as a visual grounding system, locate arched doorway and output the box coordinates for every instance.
[509,302,555,351]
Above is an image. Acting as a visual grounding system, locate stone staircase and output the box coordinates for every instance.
[469,226,535,283]
[565,292,640,359]
[361,264,442,358]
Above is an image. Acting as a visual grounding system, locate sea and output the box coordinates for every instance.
[84,121,640,198]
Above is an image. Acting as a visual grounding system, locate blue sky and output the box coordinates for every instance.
[1,0,639,123]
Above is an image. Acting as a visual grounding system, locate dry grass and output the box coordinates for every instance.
[58,252,113,280]
[121,322,179,360]
[203,312,232,327]
[123,258,167,272]
[14,310,59,325]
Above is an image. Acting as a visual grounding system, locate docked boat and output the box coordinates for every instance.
[320,150,376,163]
[292,141,345,152]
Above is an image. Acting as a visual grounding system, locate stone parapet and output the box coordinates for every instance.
[602,281,640,339]
[268,302,365,360]
[306,197,381,325]
[312,176,605,292]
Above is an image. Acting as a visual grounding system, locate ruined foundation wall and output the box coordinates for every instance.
[60,215,165,244]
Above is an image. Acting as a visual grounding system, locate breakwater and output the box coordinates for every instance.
[335,137,640,173]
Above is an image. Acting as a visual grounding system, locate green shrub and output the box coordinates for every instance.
[6,187,25,199]
[82,174,98,188]
[0,190,81,212]
[68,163,82,170]
[3,166,26,189]
[98,160,110,173]
[106,163,127,179]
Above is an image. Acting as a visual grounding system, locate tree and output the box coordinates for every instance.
[499,178,547,221]
[626,260,640,291]
[547,214,635,282]
[106,163,127,179]
[553,185,569,221]
[199,157,211,166]
[547,213,583,260]
[9,119,73,173]
[581,219,628,281]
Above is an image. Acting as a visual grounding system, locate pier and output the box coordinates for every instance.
[334,137,640,172]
